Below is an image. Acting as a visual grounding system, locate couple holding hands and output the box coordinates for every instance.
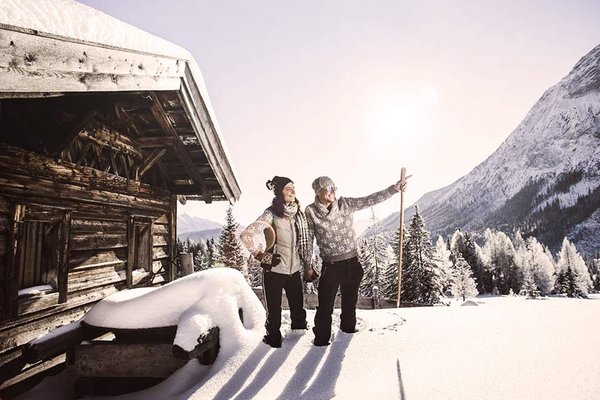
[240,175,408,348]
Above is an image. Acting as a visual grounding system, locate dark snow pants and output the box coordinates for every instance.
[313,256,364,343]
[263,270,307,338]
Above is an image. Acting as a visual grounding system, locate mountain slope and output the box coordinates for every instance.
[378,44,600,256]
[177,213,222,234]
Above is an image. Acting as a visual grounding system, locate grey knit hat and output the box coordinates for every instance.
[312,176,336,194]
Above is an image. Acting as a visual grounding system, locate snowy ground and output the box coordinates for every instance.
[23,289,600,400]
[185,296,600,400]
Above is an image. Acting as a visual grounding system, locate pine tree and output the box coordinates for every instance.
[384,224,402,300]
[400,206,443,305]
[433,235,453,295]
[216,205,246,272]
[451,255,479,301]
[359,209,394,298]
[206,238,217,268]
[358,239,376,297]
[521,267,541,299]
[246,254,263,288]
[592,254,600,292]
[516,237,555,295]
[481,229,519,295]
[556,237,591,297]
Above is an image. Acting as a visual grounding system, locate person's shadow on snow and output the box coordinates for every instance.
[231,333,303,400]
[212,341,271,400]
[276,331,353,400]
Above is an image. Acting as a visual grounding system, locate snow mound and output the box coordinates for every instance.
[83,267,265,362]
[461,300,479,306]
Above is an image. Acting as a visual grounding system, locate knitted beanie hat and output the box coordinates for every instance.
[266,176,293,198]
[312,176,336,194]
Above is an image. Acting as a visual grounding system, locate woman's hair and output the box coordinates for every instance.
[269,196,300,218]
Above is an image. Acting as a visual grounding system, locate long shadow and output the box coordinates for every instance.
[232,334,302,400]
[397,358,406,400]
[295,331,353,400]
[211,342,270,400]
[275,344,329,400]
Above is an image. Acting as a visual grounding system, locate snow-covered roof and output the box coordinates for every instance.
[0,0,191,59]
[0,0,241,202]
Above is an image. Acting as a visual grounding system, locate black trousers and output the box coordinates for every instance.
[313,256,364,342]
[263,270,307,338]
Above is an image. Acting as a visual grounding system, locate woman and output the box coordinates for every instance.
[240,176,315,348]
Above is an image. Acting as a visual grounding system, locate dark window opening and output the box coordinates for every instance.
[17,220,59,292]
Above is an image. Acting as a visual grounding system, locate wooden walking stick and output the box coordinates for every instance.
[396,167,406,308]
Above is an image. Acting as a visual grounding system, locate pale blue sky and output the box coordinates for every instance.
[78,0,600,227]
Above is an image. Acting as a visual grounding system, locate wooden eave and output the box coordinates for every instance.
[0,23,241,204]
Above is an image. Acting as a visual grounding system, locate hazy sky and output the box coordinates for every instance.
[78,0,600,227]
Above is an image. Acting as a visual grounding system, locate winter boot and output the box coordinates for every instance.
[262,332,282,348]
[312,327,330,346]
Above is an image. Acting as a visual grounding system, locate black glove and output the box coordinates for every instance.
[258,252,282,270]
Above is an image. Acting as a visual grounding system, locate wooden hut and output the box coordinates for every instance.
[0,1,240,394]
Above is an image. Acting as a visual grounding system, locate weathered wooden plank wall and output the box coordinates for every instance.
[0,142,176,390]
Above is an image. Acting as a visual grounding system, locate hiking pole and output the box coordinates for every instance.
[396,167,406,308]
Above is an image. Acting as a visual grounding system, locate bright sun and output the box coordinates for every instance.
[366,85,439,143]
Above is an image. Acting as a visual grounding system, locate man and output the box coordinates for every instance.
[305,176,408,346]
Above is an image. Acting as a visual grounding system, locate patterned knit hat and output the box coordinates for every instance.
[266,176,293,198]
[312,176,336,194]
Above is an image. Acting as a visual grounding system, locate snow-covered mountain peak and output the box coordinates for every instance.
[377,44,600,256]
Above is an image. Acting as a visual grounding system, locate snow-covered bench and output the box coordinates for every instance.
[18,268,265,397]
[19,319,221,396]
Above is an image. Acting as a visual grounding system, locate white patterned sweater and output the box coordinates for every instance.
[305,185,398,263]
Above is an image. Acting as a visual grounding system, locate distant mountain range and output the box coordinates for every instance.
[372,44,600,257]
[178,213,222,234]
[177,213,247,243]
[177,213,222,242]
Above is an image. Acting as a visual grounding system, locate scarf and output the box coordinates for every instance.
[281,203,311,263]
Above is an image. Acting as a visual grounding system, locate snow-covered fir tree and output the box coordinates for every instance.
[358,237,394,298]
[450,255,479,301]
[193,239,210,272]
[521,267,541,299]
[384,224,402,300]
[246,254,262,288]
[216,205,246,272]
[481,229,519,295]
[400,206,443,305]
[450,230,489,293]
[206,238,218,268]
[359,209,394,298]
[555,237,591,297]
[591,254,600,292]
[433,235,453,295]
[516,236,555,296]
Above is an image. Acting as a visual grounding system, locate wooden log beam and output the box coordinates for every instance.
[138,148,167,179]
[73,342,186,378]
[149,93,212,203]
[58,211,71,303]
[115,104,169,187]
[0,26,184,94]
[178,65,241,202]
[21,323,110,364]
[4,203,25,320]
[0,144,173,212]
[135,137,177,149]
[172,326,220,365]
[54,110,98,155]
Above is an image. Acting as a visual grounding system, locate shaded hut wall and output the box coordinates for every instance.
[0,143,176,388]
